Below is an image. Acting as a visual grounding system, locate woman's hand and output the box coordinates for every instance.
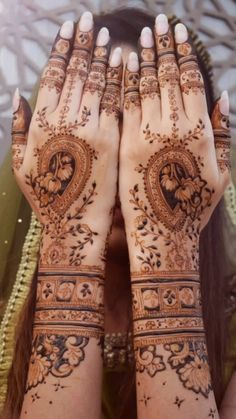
[12,13,122,269]
[120,16,230,275]
[119,13,230,419]
[11,12,122,419]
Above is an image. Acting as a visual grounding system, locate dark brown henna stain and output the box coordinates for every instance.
[174,396,185,408]
[138,42,159,100]
[100,63,123,119]
[212,102,231,173]
[139,393,152,407]
[12,96,32,171]
[84,43,110,97]
[124,68,141,110]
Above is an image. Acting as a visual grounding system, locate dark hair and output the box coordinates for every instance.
[2,7,230,419]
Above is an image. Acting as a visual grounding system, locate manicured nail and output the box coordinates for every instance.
[127,52,139,72]
[79,11,93,31]
[13,88,20,112]
[110,47,122,66]
[96,27,109,46]
[219,90,229,115]
[60,21,74,39]
[155,14,168,35]
[175,23,188,43]
[141,27,154,48]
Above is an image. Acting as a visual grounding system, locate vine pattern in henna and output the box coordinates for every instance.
[133,277,211,398]
[129,121,214,273]
[25,107,100,267]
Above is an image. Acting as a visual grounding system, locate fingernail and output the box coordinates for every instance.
[13,88,20,112]
[141,27,154,48]
[175,23,188,43]
[155,14,168,35]
[60,20,74,39]
[110,47,122,67]
[96,27,109,46]
[219,90,229,115]
[79,11,93,31]
[127,52,139,72]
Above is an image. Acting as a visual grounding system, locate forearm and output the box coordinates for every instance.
[20,239,105,419]
[131,247,219,419]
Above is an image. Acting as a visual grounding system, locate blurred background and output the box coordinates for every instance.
[0,0,236,167]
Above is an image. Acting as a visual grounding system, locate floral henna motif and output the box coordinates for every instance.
[135,345,166,377]
[26,333,89,391]
[164,340,212,398]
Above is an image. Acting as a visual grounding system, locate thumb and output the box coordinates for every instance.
[211,90,231,186]
[12,88,32,172]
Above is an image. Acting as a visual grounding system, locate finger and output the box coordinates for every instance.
[36,21,74,113]
[139,27,160,122]
[79,27,110,126]
[123,52,141,129]
[12,88,32,172]
[211,91,231,186]
[57,12,93,118]
[174,23,207,119]
[100,47,123,127]
[155,14,183,121]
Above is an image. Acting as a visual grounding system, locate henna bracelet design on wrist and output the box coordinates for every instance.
[132,275,211,398]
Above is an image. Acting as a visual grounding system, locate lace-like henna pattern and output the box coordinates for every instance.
[139,44,159,100]
[12,97,31,171]
[176,38,205,95]
[40,31,73,93]
[100,64,122,119]
[124,68,141,110]
[132,276,211,397]
[212,102,231,173]
[84,43,110,97]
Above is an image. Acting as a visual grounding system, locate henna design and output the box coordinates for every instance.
[12,97,31,171]
[139,45,159,100]
[174,396,185,408]
[132,277,203,346]
[164,340,212,398]
[139,393,152,406]
[176,38,205,95]
[135,345,166,377]
[208,408,217,418]
[100,64,122,119]
[212,102,231,173]
[40,31,73,93]
[124,68,141,110]
[84,43,110,97]
[26,333,89,391]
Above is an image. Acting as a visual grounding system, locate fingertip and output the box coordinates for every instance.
[13,88,20,113]
[60,20,74,39]
[127,52,139,72]
[110,47,122,67]
[174,23,188,44]
[219,90,229,116]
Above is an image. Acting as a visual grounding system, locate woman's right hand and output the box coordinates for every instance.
[12,12,122,269]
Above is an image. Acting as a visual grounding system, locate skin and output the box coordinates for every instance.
[11,10,233,419]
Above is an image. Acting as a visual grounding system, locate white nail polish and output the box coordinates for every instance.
[219,90,229,115]
[79,11,93,31]
[13,88,20,112]
[60,20,74,39]
[110,47,122,66]
[127,52,139,72]
[155,14,168,35]
[175,23,188,44]
[96,27,109,46]
[141,27,154,48]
